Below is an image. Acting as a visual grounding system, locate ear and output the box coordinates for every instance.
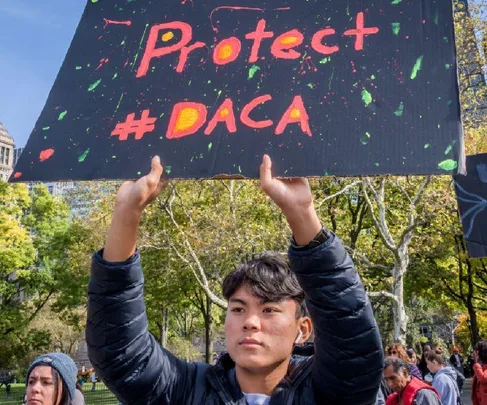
[295,317,313,344]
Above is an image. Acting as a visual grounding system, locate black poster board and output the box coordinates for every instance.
[454,154,487,258]
[11,0,464,181]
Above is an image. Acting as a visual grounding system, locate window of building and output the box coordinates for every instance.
[5,148,9,166]
[0,147,4,164]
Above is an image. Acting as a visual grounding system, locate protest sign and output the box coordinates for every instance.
[454,154,487,258]
[11,0,464,181]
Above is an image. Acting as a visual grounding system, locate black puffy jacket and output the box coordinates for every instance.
[87,233,383,405]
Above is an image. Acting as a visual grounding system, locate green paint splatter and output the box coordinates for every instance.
[391,0,402,4]
[165,166,172,175]
[132,23,149,71]
[78,148,90,162]
[112,72,118,80]
[438,159,458,171]
[307,83,314,89]
[394,102,405,117]
[88,79,102,92]
[392,22,401,35]
[444,145,453,154]
[75,66,83,70]
[445,64,451,69]
[58,110,67,121]
[410,56,424,80]
[361,89,373,107]
[434,10,439,25]
[424,143,431,149]
[91,0,99,3]
[248,65,260,80]
[114,93,124,113]
[360,131,372,145]
[42,126,50,131]
[371,74,376,80]
[238,166,242,173]
[137,171,142,175]
[320,57,331,64]
[208,142,213,151]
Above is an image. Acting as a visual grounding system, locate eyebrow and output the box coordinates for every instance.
[229,298,247,305]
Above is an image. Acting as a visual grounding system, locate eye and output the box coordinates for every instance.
[231,307,244,313]
[263,307,279,313]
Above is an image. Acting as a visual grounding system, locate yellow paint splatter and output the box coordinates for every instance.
[162,31,174,42]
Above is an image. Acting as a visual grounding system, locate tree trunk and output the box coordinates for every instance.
[159,307,169,347]
[392,254,409,344]
[204,295,213,364]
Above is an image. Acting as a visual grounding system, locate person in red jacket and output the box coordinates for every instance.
[384,357,441,405]
[472,341,487,405]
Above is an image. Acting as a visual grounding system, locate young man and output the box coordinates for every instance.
[384,357,441,405]
[86,155,383,405]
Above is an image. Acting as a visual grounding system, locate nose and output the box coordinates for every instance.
[242,313,261,331]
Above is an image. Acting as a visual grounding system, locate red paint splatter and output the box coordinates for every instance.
[39,149,55,162]
[103,18,132,29]
[13,172,22,179]
[95,58,109,71]
[299,56,317,75]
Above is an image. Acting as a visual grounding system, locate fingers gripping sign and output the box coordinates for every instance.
[259,155,322,246]
[115,155,167,211]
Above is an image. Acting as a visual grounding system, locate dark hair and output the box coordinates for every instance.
[384,356,410,375]
[476,340,487,362]
[222,252,307,318]
[426,347,446,365]
[51,368,71,405]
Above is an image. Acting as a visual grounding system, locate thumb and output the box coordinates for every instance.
[146,155,163,186]
[259,154,273,187]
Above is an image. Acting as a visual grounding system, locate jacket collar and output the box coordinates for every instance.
[207,343,315,403]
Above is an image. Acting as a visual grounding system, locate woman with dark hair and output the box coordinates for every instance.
[472,340,487,405]
[388,344,423,381]
[426,348,460,405]
[25,353,82,405]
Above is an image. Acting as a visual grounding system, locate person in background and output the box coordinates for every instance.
[90,371,97,392]
[426,348,460,405]
[449,348,464,376]
[472,340,487,405]
[25,353,78,405]
[388,344,423,381]
[408,349,419,366]
[419,345,433,379]
[383,357,441,405]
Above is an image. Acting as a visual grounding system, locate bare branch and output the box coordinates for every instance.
[315,180,362,209]
[367,291,399,304]
[362,178,397,252]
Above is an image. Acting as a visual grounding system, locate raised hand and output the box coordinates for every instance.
[115,155,167,212]
[104,156,167,262]
[259,155,321,246]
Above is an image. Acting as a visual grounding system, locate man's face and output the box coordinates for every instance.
[384,366,411,393]
[225,285,301,372]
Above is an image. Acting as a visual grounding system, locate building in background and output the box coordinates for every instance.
[13,147,24,167]
[0,122,14,181]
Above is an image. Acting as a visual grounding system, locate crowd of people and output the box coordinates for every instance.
[379,341,487,405]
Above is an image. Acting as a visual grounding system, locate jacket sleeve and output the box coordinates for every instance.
[432,376,448,403]
[412,389,441,405]
[86,250,197,405]
[473,363,487,383]
[289,233,383,405]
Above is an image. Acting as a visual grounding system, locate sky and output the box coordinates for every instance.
[0,1,86,148]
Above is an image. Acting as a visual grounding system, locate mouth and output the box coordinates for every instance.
[239,338,262,346]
